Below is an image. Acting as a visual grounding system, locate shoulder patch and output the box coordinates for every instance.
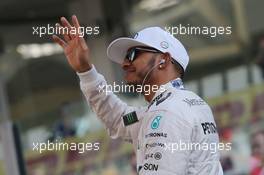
[123,111,139,126]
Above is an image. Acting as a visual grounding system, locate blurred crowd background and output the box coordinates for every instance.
[0,0,264,174]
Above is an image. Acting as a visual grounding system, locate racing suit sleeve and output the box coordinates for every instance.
[77,65,136,139]
[140,110,193,175]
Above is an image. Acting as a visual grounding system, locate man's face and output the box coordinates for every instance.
[121,47,158,85]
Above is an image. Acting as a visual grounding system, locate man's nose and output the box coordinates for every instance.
[122,59,131,69]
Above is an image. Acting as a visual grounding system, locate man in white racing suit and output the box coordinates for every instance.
[53,15,224,175]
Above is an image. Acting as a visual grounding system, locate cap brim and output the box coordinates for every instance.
[107,37,150,64]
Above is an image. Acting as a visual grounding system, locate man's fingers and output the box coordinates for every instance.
[72,15,81,29]
[71,15,88,51]
[56,23,71,42]
[60,17,76,39]
[52,35,67,49]
[79,37,88,50]
[60,17,73,29]
[71,15,82,38]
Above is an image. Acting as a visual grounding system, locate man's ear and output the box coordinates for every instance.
[158,52,171,69]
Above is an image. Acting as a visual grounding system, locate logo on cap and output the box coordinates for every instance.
[160,41,169,49]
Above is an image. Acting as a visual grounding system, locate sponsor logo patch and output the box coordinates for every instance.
[123,111,138,126]
[144,163,159,171]
[201,122,217,135]
[151,116,162,129]
[145,142,165,148]
[145,132,167,138]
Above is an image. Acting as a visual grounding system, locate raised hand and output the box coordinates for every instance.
[52,15,92,73]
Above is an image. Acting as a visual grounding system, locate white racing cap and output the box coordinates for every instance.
[107,27,189,71]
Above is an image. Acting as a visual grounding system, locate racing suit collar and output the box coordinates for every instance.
[150,78,184,103]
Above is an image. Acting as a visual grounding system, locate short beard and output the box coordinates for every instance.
[138,55,156,86]
[125,57,156,86]
[125,56,157,95]
[125,80,141,92]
